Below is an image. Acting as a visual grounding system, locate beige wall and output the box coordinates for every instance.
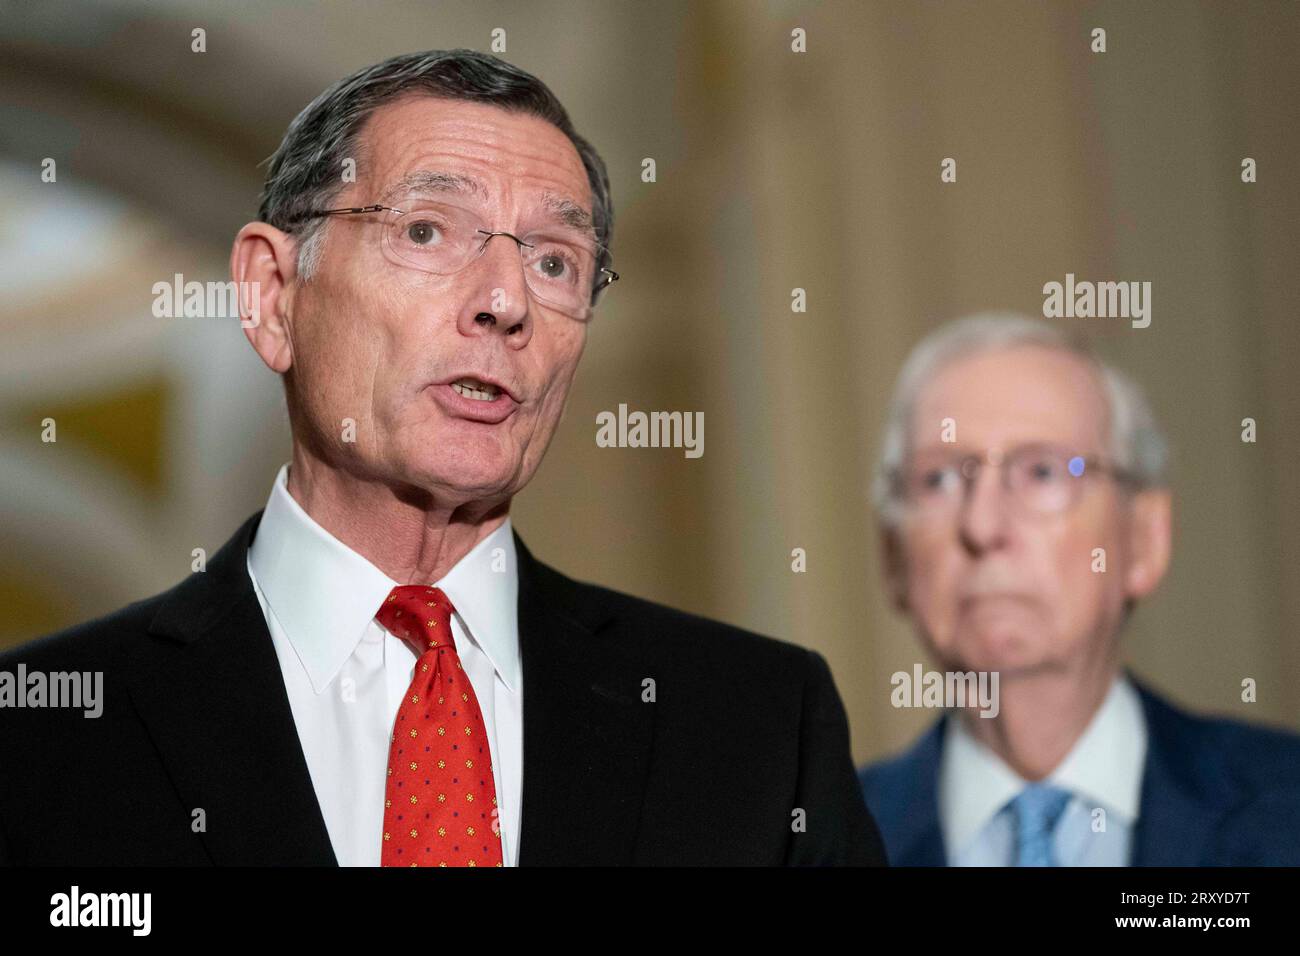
[3,0,1297,763]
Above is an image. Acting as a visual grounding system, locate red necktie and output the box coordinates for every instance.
[375,585,503,867]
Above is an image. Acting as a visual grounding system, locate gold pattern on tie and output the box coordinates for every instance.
[375,585,503,867]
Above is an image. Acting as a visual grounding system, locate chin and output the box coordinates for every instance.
[397,453,520,502]
[950,626,1046,674]
[437,467,518,501]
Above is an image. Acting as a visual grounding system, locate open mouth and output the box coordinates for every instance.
[450,377,502,402]
[430,375,518,424]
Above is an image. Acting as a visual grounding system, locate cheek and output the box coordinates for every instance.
[904,530,959,624]
[318,290,408,418]
[316,333,382,423]
[1043,510,1125,630]
[529,327,586,415]
[296,285,359,379]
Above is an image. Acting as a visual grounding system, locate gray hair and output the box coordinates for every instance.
[873,312,1170,525]
[258,49,614,287]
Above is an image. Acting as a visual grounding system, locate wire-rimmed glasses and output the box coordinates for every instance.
[890,442,1139,519]
[288,200,618,320]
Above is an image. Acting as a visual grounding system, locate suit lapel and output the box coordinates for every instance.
[1129,676,1219,865]
[512,531,656,865]
[888,718,949,866]
[125,510,338,865]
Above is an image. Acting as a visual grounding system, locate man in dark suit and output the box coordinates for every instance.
[862,670,1300,866]
[0,50,884,867]
[857,313,1300,866]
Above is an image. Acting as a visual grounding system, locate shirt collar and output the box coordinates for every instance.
[938,672,1148,856]
[247,462,520,694]
[434,512,520,693]
[1051,673,1147,820]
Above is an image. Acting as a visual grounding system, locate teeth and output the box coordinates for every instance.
[451,379,499,401]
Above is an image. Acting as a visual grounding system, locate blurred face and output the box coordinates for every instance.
[884,345,1167,679]
[284,95,596,506]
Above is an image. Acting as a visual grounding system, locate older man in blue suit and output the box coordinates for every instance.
[859,314,1300,866]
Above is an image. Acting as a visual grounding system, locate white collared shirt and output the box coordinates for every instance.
[938,673,1147,866]
[245,463,523,866]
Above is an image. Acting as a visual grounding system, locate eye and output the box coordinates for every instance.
[913,465,956,496]
[920,468,947,490]
[1024,455,1064,482]
[531,248,579,283]
[538,254,568,279]
[405,219,443,246]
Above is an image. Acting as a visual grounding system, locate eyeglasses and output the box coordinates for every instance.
[890,442,1139,518]
[288,200,619,320]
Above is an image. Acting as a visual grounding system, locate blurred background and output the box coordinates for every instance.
[2,0,1298,763]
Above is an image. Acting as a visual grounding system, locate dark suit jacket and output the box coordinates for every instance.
[858,674,1300,865]
[0,509,885,865]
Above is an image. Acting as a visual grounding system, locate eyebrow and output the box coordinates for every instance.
[382,170,485,203]
[540,192,597,241]
[907,441,1093,460]
[381,170,597,242]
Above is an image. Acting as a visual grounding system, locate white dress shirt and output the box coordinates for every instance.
[938,673,1148,866]
[245,462,523,866]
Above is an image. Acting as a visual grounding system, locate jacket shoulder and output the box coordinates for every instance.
[1,511,261,672]
[0,586,176,671]
[548,561,819,671]
[1140,681,1300,791]
[858,718,944,800]
[1199,714,1300,780]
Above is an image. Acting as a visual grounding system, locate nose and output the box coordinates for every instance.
[455,232,532,347]
[957,459,1012,555]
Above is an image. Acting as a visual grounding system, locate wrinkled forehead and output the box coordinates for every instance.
[355,94,594,228]
[908,345,1111,455]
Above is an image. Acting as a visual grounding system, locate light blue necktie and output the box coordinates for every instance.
[1008,783,1072,866]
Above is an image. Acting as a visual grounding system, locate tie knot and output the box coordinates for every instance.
[1009,783,1072,836]
[376,585,456,654]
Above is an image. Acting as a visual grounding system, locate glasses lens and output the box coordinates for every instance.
[1007,446,1074,513]
[519,234,601,316]
[381,201,606,318]
[901,456,962,506]
[383,203,479,275]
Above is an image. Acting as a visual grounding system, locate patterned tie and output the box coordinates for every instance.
[375,585,503,867]
[1008,783,1072,867]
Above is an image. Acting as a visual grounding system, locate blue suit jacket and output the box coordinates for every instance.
[858,674,1300,865]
